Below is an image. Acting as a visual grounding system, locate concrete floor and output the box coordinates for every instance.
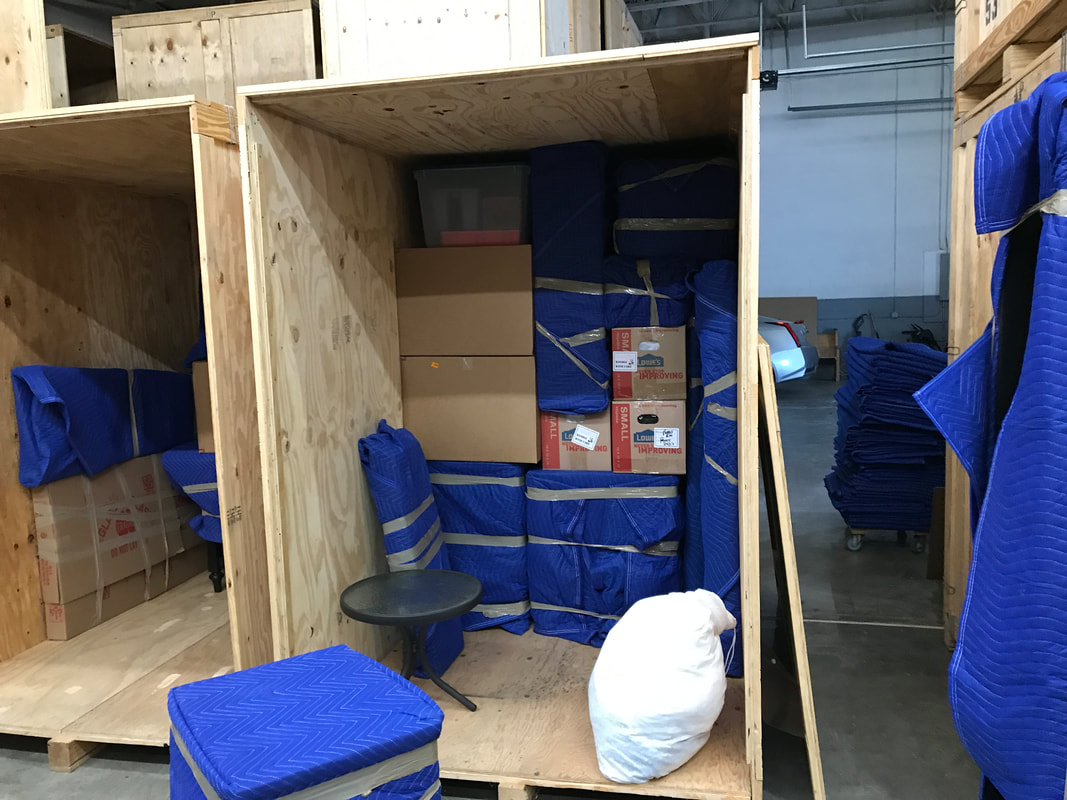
[0,376,978,799]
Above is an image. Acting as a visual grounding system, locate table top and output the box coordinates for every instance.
[340,570,483,626]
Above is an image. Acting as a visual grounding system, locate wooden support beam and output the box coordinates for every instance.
[47,736,104,772]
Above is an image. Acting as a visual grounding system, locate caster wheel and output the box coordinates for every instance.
[911,537,926,555]
[210,571,225,593]
[846,533,863,552]
[897,530,908,546]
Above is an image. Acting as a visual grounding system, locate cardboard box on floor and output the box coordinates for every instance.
[396,246,533,356]
[611,326,686,400]
[612,400,686,475]
[541,410,612,470]
[193,360,215,453]
[401,356,539,462]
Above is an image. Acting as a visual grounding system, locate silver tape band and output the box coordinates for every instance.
[689,377,702,388]
[530,601,621,620]
[386,518,442,567]
[614,217,739,232]
[1008,187,1067,233]
[473,600,531,618]
[639,258,659,326]
[705,371,738,397]
[444,532,526,548]
[533,277,604,295]
[127,369,140,458]
[706,401,737,421]
[526,485,679,501]
[428,473,525,487]
[705,453,739,486]
[559,328,606,347]
[382,494,434,535]
[535,322,610,390]
[616,157,738,192]
[528,535,679,555]
[182,482,218,494]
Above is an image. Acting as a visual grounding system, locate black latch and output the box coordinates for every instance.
[760,70,779,91]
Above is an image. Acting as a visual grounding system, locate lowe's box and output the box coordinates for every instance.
[611,400,686,475]
[611,326,686,400]
[541,410,611,471]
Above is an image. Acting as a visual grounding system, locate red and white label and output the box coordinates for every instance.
[541,413,560,470]
[612,403,632,473]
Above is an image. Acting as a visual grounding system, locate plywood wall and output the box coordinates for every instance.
[243,107,405,661]
[0,177,198,661]
[0,0,50,113]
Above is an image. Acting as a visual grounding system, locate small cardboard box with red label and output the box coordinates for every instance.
[611,327,686,400]
[611,400,686,475]
[541,410,612,471]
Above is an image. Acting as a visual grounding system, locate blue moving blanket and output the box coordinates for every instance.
[525,470,683,646]
[603,255,695,329]
[615,157,739,259]
[13,365,194,488]
[531,141,611,414]
[427,461,530,634]
[161,444,222,544]
[358,421,463,677]
[914,75,1067,800]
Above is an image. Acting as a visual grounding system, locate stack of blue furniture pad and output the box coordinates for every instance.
[359,421,463,676]
[161,443,221,544]
[168,645,444,800]
[824,337,947,533]
[525,470,683,647]
[427,461,530,634]
[602,255,694,328]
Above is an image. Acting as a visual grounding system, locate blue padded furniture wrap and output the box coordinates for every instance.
[614,157,739,259]
[426,461,530,634]
[914,74,1067,800]
[531,141,611,415]
[161,444,222,544]
[358,421,463,677]
[525,470,682,646]
[603,256,695,329]
[12,365,194,488]
[690,261,742,676]
[168,645,443,800]
[683,318,705,592]
[185,335,208,368]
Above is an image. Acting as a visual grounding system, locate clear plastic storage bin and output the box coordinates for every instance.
[415,164,529,247]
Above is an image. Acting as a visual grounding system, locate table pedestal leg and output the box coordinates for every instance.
[400,627,416,679]
[415,626,477,711]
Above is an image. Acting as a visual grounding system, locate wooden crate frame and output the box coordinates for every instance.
[0,97,273,757]
[239,36,764,798]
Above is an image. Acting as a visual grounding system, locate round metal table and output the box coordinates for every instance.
[340,570,482,711]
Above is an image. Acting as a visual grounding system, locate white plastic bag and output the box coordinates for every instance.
[588,589,737,784]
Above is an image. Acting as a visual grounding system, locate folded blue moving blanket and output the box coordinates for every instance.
[12,365,194,488]
[615,157,740,259]
[161,443,222,544]
[358,421,463,677]
[525,469,682,646]
[603,255,695,329]
[427,461,529,634]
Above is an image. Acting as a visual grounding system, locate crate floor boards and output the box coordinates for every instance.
[393,629,751,800]
[0,575,231,768]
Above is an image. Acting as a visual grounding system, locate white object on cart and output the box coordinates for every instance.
[588,588,736,784]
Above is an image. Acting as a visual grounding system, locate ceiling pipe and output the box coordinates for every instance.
[776,54,953,76]
[801,3,952,58]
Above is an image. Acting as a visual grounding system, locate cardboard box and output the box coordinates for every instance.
[397,246,533,356]
[541,410,612,471]
[611,326,686,400]
[612,400,686,475]
[44,543,207,640]
[193,360,215,453]
[401,356,539,462]
[34,455,193,604]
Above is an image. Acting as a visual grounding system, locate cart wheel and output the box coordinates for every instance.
[897,530,908,546]
[911,536,926,555]
[846,533,863,552]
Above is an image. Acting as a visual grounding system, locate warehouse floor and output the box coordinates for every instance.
[0,376,977,799]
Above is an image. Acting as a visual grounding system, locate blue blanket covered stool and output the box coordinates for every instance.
[168,645,444,800]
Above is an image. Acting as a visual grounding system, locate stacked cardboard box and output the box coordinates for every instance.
[34,453,206,639]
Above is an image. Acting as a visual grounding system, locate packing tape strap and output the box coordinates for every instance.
[616,157,738,192]
[638,258,658,326]
[526,485,678,500]
[444,532,526,548]
[473,600,531,618]
[705,370,737,397]
[386,517,442,566]
[127,369,140,458]
[150,456,171,594]
[182,481,218,494]
[533,277,604,295]
[82,475,106,626]
[381,494,433,535]
[529,601,620,621]
[1008,187,1067,233]
[170,728,439,800]
[614,217,739,232]
[705,453,739,486]
[113,465,154,597]
[559,328,605,347]
[528,535,679,555]
[706,401,737,421]
[535,322,610,390]
[428,473,525,487]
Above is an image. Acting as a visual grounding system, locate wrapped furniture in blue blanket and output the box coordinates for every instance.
[614,157,739,260]
[358,421,463,676]
[169,645,443,800]
[525,470,682,646]
[603,256,695,329]
[824,338,947,533]
[427,461,530,634]
[161,444,221,544]
[914,74,1067,800]
[12,365,194,488]
[531,141,611,414]
[688,260,742,676]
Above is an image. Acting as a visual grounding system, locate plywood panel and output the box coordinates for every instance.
[45,26,69,108]
[603,0,643,49]
[244,108,403,661]
[228,6,315,94]
[115,22,210,103]
[0,0,50,113]
[191,132,273,669]
[0,176,198,662]
[955,0,1067,92]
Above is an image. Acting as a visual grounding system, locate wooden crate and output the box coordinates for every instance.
[112,0,315,109]
[603,0,643,49]
[0,97,273,759]
[240,35,763,798]
[318,0,606,80]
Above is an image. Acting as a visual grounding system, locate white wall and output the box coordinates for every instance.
[759,13,953,302]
